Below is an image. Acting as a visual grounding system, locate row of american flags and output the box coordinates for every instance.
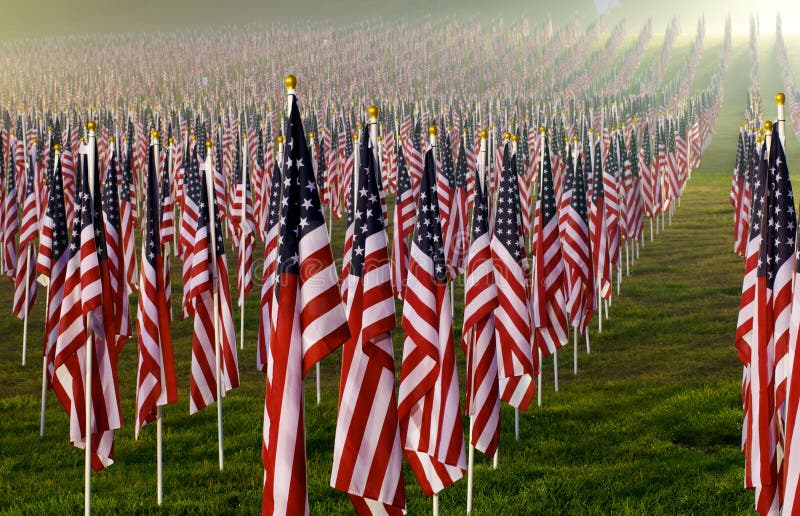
[0,16,731,516]
[732,16,800,516]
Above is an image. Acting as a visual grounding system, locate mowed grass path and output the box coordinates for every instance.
[0,35,757,514]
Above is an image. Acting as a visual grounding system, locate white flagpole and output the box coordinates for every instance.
[21,136,33,367]
[553,349,559,392]
[573,326,578,376]
[203,139,224,471]
[777,93,786,148]
[433,493,439,516]
[84,120,99,516]
[156,406,163,505]
[467,417,475,514]
[308,130,323,405]
[152,132,166,501]
[239,133,246,351]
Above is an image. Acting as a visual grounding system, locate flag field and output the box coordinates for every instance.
[0,33,769,514]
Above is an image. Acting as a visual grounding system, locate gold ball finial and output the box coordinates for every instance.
[53,144,62,152]
[168,136,175,144]
[503,132,511,140]
[368,105,379,119]
[377,135,383,142]
[764,121,773,131]
[277,135,285,144]
[309,131,315,139]
[479,129,488,139]
[242,133,248,141]
[151,129,160,139]
[573,135,579,141]
[109,136,115,143]
[352,133,359,141]
[284,75,297,90]
[511,134,519,142]
[428,125,438,136]
[87,121,97,132]
[539,125,546,134]
[191,135,197,142]
[33,138,38,144]
[205,140,212,149]
[776,93,786,105]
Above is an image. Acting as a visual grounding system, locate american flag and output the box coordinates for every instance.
[36,148,68,388]
[231,133,255,303]
[491,143,535,411]
[256,158,282,373]
[590,140,611,300]
[339,138,356,303]
[400,115,423,200]
[452,135,470,274]
[532,135,568,358]
[560,150,594,333]
[13,147,39,319]
[462,176,500,456]
[437,131,458,280]
[157,142,173,320]
[640,125,655,220]
[101,148,130,343]
[53,136,121,471]
[767,129,795,513]
[61,127,77,227]
[179,145,202,319]
[188,146,239,415]
[398,147,466,496]
[3,146,17,280]
[331,126,405,514]
[261,95,349,516]
[120,137,138,293]
[135,142,178,438]
[733,130,751,256]
[391,141,416,300]
[626,130,644,243]
[603,138,621,274]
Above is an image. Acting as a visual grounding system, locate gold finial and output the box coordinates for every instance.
[511,134,519,142]
[33,138,38,144]
[353,133,359,141]
[397,134,403,141]
[573,135,579,141]
[53,144,62,152]
[205,139,212,149]
[309,131,315,139]
[191,135,197,142]
[428,125,438,136]
[151,129,159,139]
[87,121,97,132]
[764,120,773,131]
[109,136,115,143]
[284,75,297,90]
[277,135,285,144]
[242,133,247,140]
[368,105,379,119]
[479,129,488,138]
[124,135,129,142]
[503,132,511,140]
[168,136,175,144]
[80,137,85,143]
[539,125,546,133]
[378,135,382,142]
[776,93,786,105]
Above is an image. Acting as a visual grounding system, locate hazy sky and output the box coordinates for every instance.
[2,0,798,40]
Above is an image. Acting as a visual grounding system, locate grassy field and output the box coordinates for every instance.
[0,34,761,514]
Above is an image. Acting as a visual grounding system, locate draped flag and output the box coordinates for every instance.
[331,126,405,514]
[398,147,466,497]
[261,95,349,516]
[53,134,121,470]
[462,176,500,456]
[391,142,415,300]
[491,143,535,411]
[135,142,178,437]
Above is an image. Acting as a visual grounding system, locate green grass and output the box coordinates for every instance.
[0,34,759,514]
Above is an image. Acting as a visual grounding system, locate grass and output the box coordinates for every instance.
[0,34,759,514]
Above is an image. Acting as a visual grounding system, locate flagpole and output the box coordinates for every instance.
[428,123,442,516]
[537,126,545,410]
[203,138,224,471]
[85,120,99,516]
[152,131,166,503]
[22,246,31,366]
[466,416,475,514]
[776,93,786,149]
[240,133,246,352]
[573,326,578,375]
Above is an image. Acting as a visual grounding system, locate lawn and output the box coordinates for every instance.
[0,33,759,514]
